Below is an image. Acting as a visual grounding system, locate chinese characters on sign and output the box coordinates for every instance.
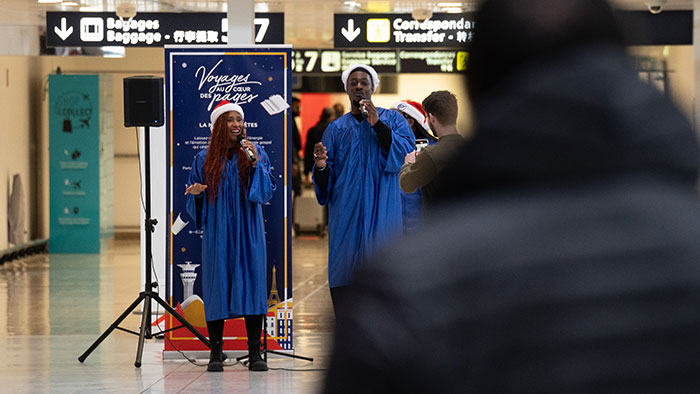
[334,13,475,49]
[46,12,284,47]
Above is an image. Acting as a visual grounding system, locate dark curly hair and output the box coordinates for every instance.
[422,90,458,126]
[202,114,250,203]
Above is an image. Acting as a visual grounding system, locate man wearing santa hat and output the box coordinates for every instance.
[399,90,464,214]
[311,64,414,312]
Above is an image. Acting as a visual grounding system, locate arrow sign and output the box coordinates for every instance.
[341,19,360,42]
[47,12,283,47]
[54,17,73,41]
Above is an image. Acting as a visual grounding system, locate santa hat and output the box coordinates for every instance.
[391,100,430,132]
[341,64,380,93]
[210,100,244,131]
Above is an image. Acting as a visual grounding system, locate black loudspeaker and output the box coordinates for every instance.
[124,76,164,127]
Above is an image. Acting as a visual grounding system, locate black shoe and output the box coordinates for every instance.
[207,340,224,372]
[249,358,268,371]
[247,341,268,371]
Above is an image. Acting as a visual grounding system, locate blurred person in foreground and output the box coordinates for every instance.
[312,64,414,312]
[391,99,438,233]
[399,91,465,216]
[323,0,700,393]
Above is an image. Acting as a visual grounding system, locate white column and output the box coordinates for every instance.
[227,0,254,45]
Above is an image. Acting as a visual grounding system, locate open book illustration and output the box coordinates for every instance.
[172,212,189,235]
[260,94,290,115]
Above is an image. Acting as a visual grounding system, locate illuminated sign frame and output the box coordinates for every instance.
[291,49,468,74]
[46,12,284,47]
[334,13,475,49]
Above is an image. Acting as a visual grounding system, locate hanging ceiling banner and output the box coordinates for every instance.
[334,13,475,49]
[333,11,692,49]
[291,49,468,74]
[616,11,692,45]
[45,12,284,47]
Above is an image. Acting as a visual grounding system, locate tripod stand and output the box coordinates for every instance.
[79,126,211,368]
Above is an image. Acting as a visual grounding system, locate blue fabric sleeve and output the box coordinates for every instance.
[247,145,276,204]
[185,152,207,229]
[379,109,415,173]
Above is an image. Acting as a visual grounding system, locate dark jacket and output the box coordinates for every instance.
[304,119,331,176]
[324,46,700,394]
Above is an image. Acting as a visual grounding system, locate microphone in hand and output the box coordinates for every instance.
[360,98,368,119]
[236,134,257,164]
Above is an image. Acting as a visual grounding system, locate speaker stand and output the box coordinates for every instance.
[78,126,210,367]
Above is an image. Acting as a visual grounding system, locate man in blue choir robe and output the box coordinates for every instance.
[312,64,414,311]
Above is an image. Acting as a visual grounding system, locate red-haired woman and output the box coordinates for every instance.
[185,101,275,372]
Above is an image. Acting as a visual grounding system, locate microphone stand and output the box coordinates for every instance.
[236,324,314,364]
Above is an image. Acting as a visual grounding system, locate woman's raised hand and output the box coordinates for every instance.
[185,182,207,196]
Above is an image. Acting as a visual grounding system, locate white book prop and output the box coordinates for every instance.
[260,94,290,115]
[172,212,189,235]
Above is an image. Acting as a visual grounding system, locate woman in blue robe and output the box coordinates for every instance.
[185,101,275,372]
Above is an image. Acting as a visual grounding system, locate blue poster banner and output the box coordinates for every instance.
[49,74,101,253]
[164,46,292,353]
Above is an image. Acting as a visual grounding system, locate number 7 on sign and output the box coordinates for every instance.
[303,51,318,72]
[221,18,270,43]
[253,18,269,43]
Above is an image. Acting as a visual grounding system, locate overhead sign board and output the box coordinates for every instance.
[616,11,692,45]
[46,12,283,47]
[333,11,693,49]
[334,13,475,49]
[291,49,468,74]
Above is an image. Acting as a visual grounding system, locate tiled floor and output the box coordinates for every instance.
[0,236,333,393]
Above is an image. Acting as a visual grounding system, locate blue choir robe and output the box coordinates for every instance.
[401,138,438,235]
[314,109,414,288]
[186,145,275,321]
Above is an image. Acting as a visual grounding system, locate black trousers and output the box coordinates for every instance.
[206,314,264,344]
[330,285,350,316]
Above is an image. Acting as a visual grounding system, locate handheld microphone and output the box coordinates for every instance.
[360,98,368,119]
[236,134,257,164]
